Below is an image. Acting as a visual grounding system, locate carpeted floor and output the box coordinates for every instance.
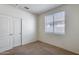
[0,41,77,55]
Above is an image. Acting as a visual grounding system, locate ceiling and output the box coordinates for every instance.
[10,4,62,15]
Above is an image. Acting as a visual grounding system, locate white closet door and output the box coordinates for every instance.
[13,18,21,47]
[0,15,13,52]
[0,15,21,52]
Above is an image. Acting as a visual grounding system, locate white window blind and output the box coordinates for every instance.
[45,15,54,33]
[54,11,65,34]
[45,11,65,34]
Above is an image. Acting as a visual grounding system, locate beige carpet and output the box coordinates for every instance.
[0,41,77,55]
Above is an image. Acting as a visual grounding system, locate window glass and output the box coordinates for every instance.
[45,11,65,34]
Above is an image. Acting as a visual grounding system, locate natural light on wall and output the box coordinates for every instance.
[45,11,65,34]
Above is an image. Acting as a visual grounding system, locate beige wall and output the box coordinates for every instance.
[38,4,79,54]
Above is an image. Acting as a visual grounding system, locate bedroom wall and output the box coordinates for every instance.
[38,4,79,54]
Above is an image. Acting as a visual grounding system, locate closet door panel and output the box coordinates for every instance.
[0,15,12,52]
[13,18,21,47]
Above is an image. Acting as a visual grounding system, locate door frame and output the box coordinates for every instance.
[20,18,22,46]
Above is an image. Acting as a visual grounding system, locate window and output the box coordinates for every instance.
[45,11,65,34]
